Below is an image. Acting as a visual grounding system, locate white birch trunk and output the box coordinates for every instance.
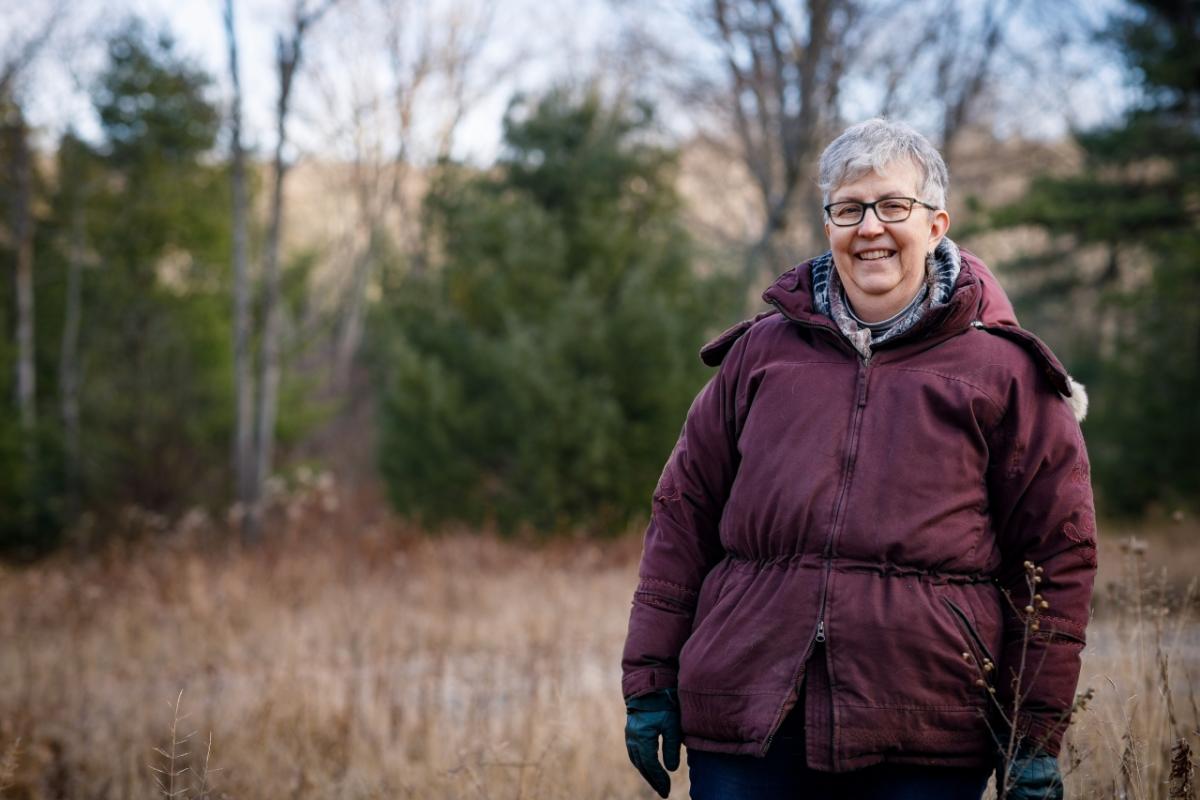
[223,0,257,538]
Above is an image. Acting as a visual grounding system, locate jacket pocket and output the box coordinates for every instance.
[942,595,996,666]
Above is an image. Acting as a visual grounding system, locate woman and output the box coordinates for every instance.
[621,119,1096,800]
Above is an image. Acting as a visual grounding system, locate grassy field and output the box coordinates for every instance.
[1,488,1197,799]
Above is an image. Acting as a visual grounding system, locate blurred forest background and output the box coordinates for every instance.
[2,1,1199,798]
[0,0,1195,555]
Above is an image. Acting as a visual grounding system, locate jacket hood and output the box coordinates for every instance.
[810,237,963,318]
[742,245,1084,415]
[760,241,1015,328]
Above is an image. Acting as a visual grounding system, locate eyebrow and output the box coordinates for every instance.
[829,191,911,203]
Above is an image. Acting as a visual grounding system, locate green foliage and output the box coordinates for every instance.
[0,19,238,555]
[0,377,65,556]
[988,0,1200,515]
[94,20,220,169]
[70,20,235,516]
[274,247,336,447]
[371,88,735,533]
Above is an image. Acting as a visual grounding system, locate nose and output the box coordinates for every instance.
[857,206,886,235]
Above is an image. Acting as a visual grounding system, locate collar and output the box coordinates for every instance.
[842,283,929,332]
[809,237,962,317]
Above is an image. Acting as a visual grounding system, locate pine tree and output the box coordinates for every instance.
[989,0,1199,514]
[371,88,735,533]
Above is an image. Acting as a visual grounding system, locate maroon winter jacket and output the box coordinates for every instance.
[621,250,1097,771]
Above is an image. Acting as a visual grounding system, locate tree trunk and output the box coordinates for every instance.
[246,59,291,542]
[7,108,36,468]
[246,1,334,540]
[59,177,84,516]
[334,228,375,389]
[706,0,849,287]
[250,148,286,540]
[224,0,257,539]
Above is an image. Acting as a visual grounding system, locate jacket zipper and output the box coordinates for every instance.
[808,355,871,769]
[814,355,870,637]
[759,289,980,757]
[765,374,866,756]
[761,299,872,759]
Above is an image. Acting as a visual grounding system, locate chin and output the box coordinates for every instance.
[852,274,904,295]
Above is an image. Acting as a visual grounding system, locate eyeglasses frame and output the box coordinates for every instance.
[823,196,940,227]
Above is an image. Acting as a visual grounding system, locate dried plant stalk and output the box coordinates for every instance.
[1170,737,1196,800]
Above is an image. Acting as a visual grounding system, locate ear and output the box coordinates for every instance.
[823,219,832,242]
[927,208,950,251]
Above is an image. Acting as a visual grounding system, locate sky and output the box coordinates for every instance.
[7,0,633,163]
[6,0,1134,163]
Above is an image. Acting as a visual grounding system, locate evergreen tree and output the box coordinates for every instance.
[371,88,735,533]
[81,21,235,514]
[1,20,237,555]
[988,0,1199,514]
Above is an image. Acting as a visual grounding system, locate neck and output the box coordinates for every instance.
[844,283,927,331]
[843,280,926,323]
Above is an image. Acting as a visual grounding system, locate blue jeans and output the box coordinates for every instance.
[687,707,991,800]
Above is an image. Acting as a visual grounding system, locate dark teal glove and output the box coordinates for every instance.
[999,747,1064,800]
[625,688,682,798]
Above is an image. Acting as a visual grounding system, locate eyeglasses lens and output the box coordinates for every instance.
[828,199,916,226]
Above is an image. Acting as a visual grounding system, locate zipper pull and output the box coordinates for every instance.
[815,619,826,643]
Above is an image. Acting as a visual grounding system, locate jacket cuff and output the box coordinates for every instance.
[1010,710,1071,758]
[622,668,678,701]
[626,687,679,712]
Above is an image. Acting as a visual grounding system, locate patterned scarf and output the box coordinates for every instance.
[809,237,962,359]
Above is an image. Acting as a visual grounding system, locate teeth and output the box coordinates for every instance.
[857,250,893,260]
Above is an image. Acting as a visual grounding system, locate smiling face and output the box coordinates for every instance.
[824,158,950,323]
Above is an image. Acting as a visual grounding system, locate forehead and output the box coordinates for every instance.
[830,158,923,201]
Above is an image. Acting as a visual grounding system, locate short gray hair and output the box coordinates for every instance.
[817,118,948,210]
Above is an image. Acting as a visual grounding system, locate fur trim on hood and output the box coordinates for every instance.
[1066,377,1089,422]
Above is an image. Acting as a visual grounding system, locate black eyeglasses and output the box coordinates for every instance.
[823,197,939,227]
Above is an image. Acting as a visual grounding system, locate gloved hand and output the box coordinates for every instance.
[998,746,1064,800]
[625,687,682,798]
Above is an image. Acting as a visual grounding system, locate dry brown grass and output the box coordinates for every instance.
[0,490,1197,798]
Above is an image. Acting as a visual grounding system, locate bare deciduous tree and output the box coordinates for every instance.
[3,106,35,441]
[865,0,1025,166]
[223,0,256,531]
[621,0,1103,292]
[1,3,64,488]
[317,0,500,387]
[246,0,339,541]
[686,0,861,282]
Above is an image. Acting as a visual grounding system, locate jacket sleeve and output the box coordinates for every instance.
[987,366,1097,756]
[620,336,747,700]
